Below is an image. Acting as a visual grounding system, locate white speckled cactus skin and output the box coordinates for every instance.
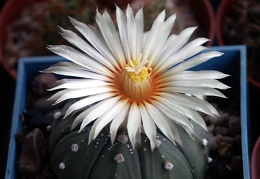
[49,113,208,179]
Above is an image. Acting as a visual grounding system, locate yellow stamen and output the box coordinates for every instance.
[121,59,153,100]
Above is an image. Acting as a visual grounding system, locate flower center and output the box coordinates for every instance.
[121,59,153,100]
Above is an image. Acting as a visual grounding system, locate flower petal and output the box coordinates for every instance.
[77,97,120,133]
[127,102,141,148]
[144,102,181,144]
[110,103,130,144]
[142,10,166,61]
[64,93,114,118]
[96,11,125,67]
[43,62,108,80]
[49,79,110,91]
[158,92,219,117]
[170,51,224,73]
[47,45,113,77]
[139,103,157,150]
[91,99,128,140]
[49,86,112,104]
[68,17,118,68]
[58,26,117,72]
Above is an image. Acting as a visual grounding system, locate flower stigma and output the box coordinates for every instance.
[121,56,153,101]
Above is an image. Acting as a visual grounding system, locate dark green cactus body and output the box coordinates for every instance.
[49,116,208,179]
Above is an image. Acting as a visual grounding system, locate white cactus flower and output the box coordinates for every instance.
[43,5,229,150]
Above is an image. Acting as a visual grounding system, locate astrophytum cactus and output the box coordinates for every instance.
[45,5,229,179]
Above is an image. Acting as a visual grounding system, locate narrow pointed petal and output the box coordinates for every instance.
[151,99,194,132]
[116,6,131,61]
[92,99,128,139]
[127,102,141,148]
[47,45,113,77]
[162,70,230,81]
[153,26,198,68]
[58,27,117,72]
[159,86,227,98]
[110,104,130,144]
[139,104,157,150]
[159,92,219,117]
[170,51,224,73]
[96,11,125,67]
[79,97,120,132]
[160,79,230,90]
[43,62,109,80]
[64,93,114,118]
[144,102,177,144]
[68,17,117,68]
[142,10,166,61]
[50,87,112,104]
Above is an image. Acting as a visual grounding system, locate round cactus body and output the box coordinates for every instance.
[49,115,209,179]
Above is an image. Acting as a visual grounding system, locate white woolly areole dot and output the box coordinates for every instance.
[53,111,62,120]
[59,162,65,169]
[164,162,174,171]
[156,139,161,147]
[202,138,208,146]
[208,157,213,163]
[114,153,125,164]
[117,134,128,144]
[71,143,79,152]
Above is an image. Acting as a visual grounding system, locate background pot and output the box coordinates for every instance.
[251,136,260,179]
[0,0,45,80]
[216,0,260,88]
[0,0,215,80]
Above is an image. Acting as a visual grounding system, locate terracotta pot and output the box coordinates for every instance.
[0,0,46,80]
[190,0,215,47]
[216,0,260,88]
[0,0,215,80]
[251,136,260,179]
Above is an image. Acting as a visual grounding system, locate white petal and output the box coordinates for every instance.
[127,102,141,148]
[159,92,219,117]
[47,45,113,77]
[161,86,227,98]
[126,5,137,60]
[69,17,118,68]
[139,104,157,150]
[153,38,208,74]
[162,70,230,80]
[49,79,109,91]
[96,11,125,67]
[142,10,166,61]
[50,86,112,104]
[64,93,114,118]
[170,51,224,74]
[43,62,108,80]
[92,99,128,139]
[59,27,117,72]
[153,26,198,68]
[110,104,130,144]
[159,79,230,90]
[78,97,120,133]
[134,7,144,60]
[147,14,176,67]
[151,99,194,132]
[144,102,178,144]
[116,6,131,61]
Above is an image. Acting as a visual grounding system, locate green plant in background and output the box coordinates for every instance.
[44,5,229,179]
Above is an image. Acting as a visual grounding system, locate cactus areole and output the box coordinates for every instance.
[45,5,229,179]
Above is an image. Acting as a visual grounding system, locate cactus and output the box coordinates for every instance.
[43,4,229,179]
[49,112,208,179]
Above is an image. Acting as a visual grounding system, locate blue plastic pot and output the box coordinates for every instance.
[5,45,249,179]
